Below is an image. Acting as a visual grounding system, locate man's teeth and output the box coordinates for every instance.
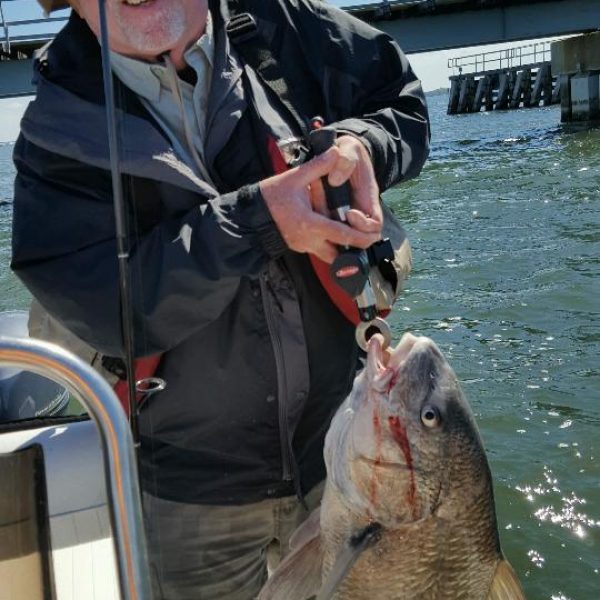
[124,0,151,5]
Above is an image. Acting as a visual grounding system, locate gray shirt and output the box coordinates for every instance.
[110,13,215,182]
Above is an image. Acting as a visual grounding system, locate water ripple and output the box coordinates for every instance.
[516,467,600,538]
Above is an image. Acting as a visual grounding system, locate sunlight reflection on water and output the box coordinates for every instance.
[517,466,600,536]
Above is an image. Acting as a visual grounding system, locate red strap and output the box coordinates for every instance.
[308,255,361,324]
[267,136,361,326]
[267,135,289,174]
[113,354,162,416]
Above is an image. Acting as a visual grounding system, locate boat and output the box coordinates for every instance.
[0,310,150,599]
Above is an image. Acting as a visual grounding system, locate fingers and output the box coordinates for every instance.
[350,156,382,214]
[328,135,365,187]
[293,147,340,186]
[311,240,338,264]
[349,166,382,227]
[345,208,382,234]
[327,136,383,230]
[261,138,383,258]
[328,150,357,187]
[311,212,380,249]
[309,178,328,216]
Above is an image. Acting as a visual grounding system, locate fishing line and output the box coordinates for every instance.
[97,0,140,447]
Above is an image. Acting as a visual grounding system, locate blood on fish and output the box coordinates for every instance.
[388,415,418,517]
[385,368,399,393]
[368,410,383,511]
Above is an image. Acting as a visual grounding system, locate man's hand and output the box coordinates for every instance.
[260,147,381,264]
[311,135,383,236]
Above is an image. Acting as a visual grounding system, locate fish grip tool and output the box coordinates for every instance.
[309,118,393,352]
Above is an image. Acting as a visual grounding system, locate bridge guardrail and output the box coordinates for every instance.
[0,0,68,56]
[448,40,554,76]
[0,1,9,53]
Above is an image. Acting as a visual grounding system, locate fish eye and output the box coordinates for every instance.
[420,405,441,428]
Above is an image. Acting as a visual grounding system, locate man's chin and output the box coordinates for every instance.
[109,4,188,60]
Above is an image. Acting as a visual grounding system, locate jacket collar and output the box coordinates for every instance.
[24,2,245,195]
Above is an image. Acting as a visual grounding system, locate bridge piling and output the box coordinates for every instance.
[495,72,512,110]
[534,63,554,106]
[551,76,563,104]
[447,41,561,115]
[448,78,461,114]
[510,68,532,109]
[552,33,600,124]
[571,73,599,121]
[559,75,572,122]
[458,76,476,113]
[472,75,492,112]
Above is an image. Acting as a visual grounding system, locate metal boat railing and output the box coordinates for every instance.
[0,335,151,600]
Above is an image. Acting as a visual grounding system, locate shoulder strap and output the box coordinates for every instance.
[225,2,309,137]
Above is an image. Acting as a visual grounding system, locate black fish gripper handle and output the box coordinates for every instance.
[308,119,353,214]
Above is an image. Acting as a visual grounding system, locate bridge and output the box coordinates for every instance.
[0,0,67,98]
[347,0,600,53]
[446,40,560,114]
[1,0,600,99]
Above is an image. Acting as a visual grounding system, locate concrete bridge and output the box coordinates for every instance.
[1,0,600,99]
[0,0,67,98]
[347,0,600,53]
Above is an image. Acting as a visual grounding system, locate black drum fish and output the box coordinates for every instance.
[260,333,526,600]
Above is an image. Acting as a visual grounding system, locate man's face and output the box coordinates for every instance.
[73,0,208,64]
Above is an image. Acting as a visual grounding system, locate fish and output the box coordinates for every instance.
[259,333,526,600]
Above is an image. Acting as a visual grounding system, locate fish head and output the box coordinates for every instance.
[325,333,492,528]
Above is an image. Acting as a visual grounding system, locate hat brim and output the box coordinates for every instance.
[38,0,70,12]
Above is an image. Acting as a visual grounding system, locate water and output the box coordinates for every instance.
[0,144,24,312]
[386,94,600,599]
[1,94,599,598]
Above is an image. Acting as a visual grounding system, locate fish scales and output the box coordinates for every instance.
[322,503,499,599]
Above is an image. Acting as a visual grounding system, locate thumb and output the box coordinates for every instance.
[294,147,339,186]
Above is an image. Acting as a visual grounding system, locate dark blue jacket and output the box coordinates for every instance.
[11,0,429,504]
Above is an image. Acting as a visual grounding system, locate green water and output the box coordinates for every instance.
[1,94,599,598]
[386,94,599,599]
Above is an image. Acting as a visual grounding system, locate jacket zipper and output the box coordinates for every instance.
[260,271,293,482]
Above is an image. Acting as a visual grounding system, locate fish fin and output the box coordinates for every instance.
[315,522,383,600]
[487,560,527,600]
[290,507,321,551]
[258,533,323,600]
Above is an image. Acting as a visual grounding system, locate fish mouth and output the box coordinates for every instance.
[367,333,442,393]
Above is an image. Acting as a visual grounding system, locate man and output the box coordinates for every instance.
[12,0,429,598]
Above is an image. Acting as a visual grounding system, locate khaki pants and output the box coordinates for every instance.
[143,483,324,600]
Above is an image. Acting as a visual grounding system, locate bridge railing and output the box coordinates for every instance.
[448,40,554,76]
[0,0,68,56]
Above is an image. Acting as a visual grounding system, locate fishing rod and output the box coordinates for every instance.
[97,0,140,447]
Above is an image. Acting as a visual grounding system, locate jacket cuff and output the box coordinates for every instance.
[237,184,287,259]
